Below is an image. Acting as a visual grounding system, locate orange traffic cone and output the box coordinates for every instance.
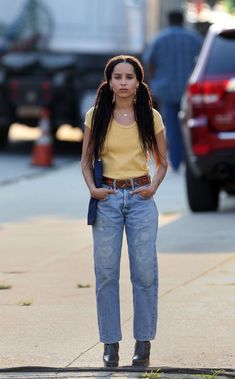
[31,109,53,167]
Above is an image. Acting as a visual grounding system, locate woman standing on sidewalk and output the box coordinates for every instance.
[81,55,168,367]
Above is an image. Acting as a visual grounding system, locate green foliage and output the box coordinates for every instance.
[223,0,235,13]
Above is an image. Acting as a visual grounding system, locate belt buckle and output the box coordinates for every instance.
[119,180,127,189]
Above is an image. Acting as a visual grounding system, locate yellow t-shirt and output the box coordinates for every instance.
[84,107,164,179]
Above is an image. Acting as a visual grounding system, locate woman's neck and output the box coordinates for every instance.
[113,98,135,125]
[114,98,134,112]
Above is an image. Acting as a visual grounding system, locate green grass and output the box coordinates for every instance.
[17,299,33,306]
[77,283,91,288]
[200,372,222,379]
[141,369,161,378]
[0,281,12,290]
[140,370,223,379]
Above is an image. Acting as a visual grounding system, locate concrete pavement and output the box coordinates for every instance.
[0,162,235,378]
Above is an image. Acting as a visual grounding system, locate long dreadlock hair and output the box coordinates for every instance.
[89,55,158,159]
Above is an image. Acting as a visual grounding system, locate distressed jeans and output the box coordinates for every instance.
[92,184,158,343]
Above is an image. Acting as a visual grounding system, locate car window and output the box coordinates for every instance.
[205,31,235,76]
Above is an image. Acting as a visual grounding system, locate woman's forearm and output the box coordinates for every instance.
[151,162,168,193]
[81,126,97,195]
[81,160,96,195]
[151,130,168,192]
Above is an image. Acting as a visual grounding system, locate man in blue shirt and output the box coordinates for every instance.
[144,11,202,171]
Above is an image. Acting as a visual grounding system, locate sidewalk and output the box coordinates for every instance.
[0,164,235,378]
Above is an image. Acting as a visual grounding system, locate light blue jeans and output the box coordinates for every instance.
[92,183,158,343]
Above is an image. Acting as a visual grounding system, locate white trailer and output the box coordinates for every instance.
[0,0,187,57]
[0,0,184,146]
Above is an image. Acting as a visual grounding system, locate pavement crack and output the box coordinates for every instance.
[122,315,133,325]
[65,341,100,367]
[65,317,133,368]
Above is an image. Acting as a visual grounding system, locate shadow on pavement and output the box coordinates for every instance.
[158,210,235,254]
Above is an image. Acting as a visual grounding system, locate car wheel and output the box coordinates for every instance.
[186,164,219,212]
[0,127,9,149]
[225,189,235,196]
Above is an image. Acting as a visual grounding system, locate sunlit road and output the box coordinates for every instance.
[1,128,235,244]
[0,124,82,186]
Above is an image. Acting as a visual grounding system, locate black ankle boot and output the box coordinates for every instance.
[103,342,119,367]
[132,341,151,367]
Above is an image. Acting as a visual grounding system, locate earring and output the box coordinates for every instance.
[110,83,112,90]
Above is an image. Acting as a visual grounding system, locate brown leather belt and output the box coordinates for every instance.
[103,174,151,189]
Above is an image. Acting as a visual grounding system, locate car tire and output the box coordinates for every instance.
[0,127,9,149]
[225,189,235,196]
[186,164,219,212]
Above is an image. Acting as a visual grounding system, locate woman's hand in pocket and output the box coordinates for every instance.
[130,185,155,199]
[91,187,116,200]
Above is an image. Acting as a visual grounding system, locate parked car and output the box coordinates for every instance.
[179,24,235,212]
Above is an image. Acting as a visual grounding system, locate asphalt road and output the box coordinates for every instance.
[0,133,81,187]
[1,134,235,237]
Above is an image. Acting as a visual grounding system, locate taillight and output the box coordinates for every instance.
[42,81,51,102]
[188,80,228,105]
[42,81,51,91]
[190,124,212,155]
[9,80,19,89]
[9,80,20,101]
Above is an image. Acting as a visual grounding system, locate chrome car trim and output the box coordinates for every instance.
[187,117,207,128]
[218,132,235,140]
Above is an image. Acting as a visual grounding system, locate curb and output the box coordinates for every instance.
[0,366,234,379]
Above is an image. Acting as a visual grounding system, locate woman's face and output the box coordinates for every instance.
[110,62,139,100]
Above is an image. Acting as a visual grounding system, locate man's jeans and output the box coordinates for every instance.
[162,102,185,171]
[92,184,158,343]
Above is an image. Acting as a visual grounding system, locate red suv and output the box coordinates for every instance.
[180,24,235,212]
